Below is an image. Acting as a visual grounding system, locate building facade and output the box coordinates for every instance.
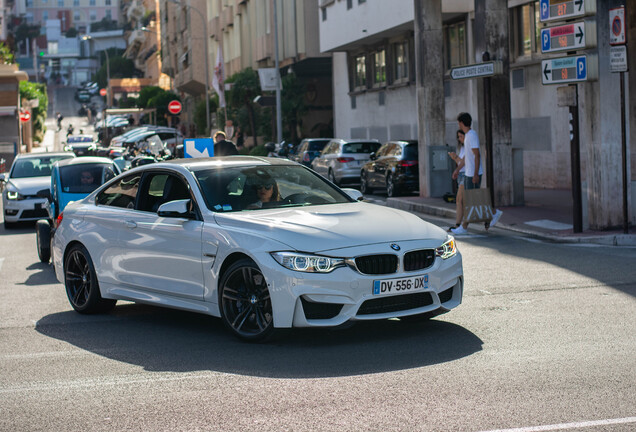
[319,0,635,230]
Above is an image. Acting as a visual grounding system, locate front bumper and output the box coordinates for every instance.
[3,197,49,222]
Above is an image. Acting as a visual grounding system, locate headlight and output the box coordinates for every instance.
[435,236,457,260]
[271,252,345,273]
[6,189,23,200]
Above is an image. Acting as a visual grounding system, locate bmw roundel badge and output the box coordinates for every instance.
[390,243,400,251]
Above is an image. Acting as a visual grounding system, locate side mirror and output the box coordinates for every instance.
[157,199,195,218]
[342,188,364,201]
[36,188,52,202]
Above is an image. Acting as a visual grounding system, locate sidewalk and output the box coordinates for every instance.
[387,189,636,247]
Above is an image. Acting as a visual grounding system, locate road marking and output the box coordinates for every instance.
[524,219,573,230]
[479,416,636,432]
[0,258,3,272]
[478,289,492,295]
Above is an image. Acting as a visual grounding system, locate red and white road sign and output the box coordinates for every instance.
[19,110,31,122]
[167,100,182,115]
[99,88,107,97]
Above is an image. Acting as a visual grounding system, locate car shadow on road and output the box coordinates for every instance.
[35,303,483,378]
[21,262,58,286]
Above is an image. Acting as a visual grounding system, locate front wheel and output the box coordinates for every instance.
[64,244,116,314]
[386,174,399,197]
[36,219,51,263]
[360,172,371,194]
[219,258,276,342]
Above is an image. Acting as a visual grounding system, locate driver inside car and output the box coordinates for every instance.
[246,173,282,209]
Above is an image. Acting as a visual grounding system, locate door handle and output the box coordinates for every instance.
[124,220,137,229]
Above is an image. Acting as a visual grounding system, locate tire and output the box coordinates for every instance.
[64,244,116,314]
[386,174,399,197]
[36,219,51,263]
[3,221,17,230]
[360,172,372,194]
[328,169,339,186]
[219,258,277,342]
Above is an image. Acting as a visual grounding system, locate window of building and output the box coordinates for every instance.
[353,54,366,90]
[372,49,386,87]
[510,1,541,60]
[321,7,326,21]
[392,40,409,83]
[347,0,352,10]
[105,9,111,19]
[90,11,97,21]
[89,0,95,5]
[444,20,467,70]
[358,0,366,3]
[105,0,111,5]
[73,0,79,5]
[74,12,80,22]
[43,10,48,20]
[57,0,63,6]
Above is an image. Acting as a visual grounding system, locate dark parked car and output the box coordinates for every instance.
[289,138,331,167]
[360,140,419,197]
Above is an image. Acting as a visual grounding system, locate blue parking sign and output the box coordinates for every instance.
[540,0,549,20]
[576,57,586,80]
[184,138,214,158]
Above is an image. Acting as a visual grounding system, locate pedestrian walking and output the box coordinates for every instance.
[447,129,466,232]
[451,112,502,235]
[212,131,239,156]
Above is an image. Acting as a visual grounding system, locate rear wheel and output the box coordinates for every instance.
[3,221,17,229]
[36,219,51,263]
[64,244,116,313]
[219,258,276,342]
[360,172,372,194]
[386,174,399,197]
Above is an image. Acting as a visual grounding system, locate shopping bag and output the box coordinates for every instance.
[463,188,494,223]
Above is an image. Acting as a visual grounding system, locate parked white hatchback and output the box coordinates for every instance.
[53,157,463,341]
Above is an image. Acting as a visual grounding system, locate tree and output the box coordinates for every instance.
[281,72,307,143]
[226,68,261,146]
[94,49,137,89]
[0,42,14,64]
[65,27,78,38]
[194,96,219,136]
[19,81,48,142]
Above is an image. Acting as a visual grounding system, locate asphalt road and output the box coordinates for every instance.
[1,207,635,431]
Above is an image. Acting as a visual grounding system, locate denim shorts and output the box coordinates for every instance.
[457,172,465,185]
[464,174,482,190]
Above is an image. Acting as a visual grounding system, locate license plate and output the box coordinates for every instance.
[373,274,428,296]
[34,202,43,210]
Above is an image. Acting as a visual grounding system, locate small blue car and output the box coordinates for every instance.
[36,157,120,262]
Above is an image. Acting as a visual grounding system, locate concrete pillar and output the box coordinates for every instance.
[474,0,513,207]
[582,1,632,229]
[413,0,444,198]
[628,2,636,225]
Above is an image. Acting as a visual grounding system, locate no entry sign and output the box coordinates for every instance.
[19,110,31,122]
[167,100,182,115]
[99,88,107,97]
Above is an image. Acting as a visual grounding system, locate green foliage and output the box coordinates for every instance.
[14,24,40,43]
[281,73,307,142]
[19,81,48,140]
[94,49,136,88]
[194,96,218,135]
[137,86,163,108]
[118,97,138,108]
[249,145,268,156]
[226,67,260,107]
[90,18,120,32]
[65,27,78,38]
[0,42,14,64]
[142,88,179,126]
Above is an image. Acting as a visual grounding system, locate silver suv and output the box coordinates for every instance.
[311,139,381,186]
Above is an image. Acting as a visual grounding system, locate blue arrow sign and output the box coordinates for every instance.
[184,138,214,158]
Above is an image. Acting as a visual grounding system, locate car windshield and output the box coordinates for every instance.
[67,136,93,143]
[308,140,329,151]
[403,144,418,159]
[342,142,381,154]
[193,164,353,212]
[10,155,74,178]
[59,163,117,193]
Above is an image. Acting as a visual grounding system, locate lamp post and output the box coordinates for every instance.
[167,0,210,136]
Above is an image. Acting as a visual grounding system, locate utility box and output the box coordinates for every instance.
[428,145,454,197]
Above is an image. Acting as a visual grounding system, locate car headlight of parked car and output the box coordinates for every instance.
[435,236,457,260]
[271,252,346,273]
[5,189,24,200]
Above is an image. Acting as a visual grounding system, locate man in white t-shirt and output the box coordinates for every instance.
[451,112,502,235]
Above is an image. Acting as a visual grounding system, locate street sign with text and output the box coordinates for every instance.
[541,54,598,85]
[539,0,596,23]
[450,61,503,80]
[609,46,628,73]
[540,20,596,53]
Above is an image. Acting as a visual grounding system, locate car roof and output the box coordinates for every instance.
[55,156,115,168]
[15,152,75,160]
[125,156,297,174]
[331,138,380,143]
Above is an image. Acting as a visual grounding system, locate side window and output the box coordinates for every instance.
[96,174,141,209]
[138,173,192,213]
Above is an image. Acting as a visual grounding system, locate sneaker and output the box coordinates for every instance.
[447,224,459,233]
[450,226,468,235]
[490,209,503,227]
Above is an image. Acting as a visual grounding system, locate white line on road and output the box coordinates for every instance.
[479,416,636,432]
[0,257,3,272]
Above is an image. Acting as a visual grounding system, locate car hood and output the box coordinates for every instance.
[7,177,50,195]
[213,202,446,252]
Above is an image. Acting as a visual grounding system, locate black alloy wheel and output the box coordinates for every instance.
[220,259,275,342]
[360,172,371,194]
[64,244,116,313]
[386,174,397,197]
